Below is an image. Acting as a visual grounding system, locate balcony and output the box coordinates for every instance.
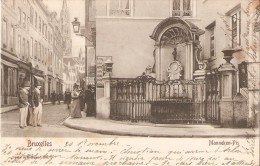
[109,9,131,16]
[172,10,192,17]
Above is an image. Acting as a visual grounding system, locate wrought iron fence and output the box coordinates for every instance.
[110,74,219,124]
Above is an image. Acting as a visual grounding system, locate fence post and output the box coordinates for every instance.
[218,46,238,127]
[194,65,208,123]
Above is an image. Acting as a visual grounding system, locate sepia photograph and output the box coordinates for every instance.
[1,0,260,165]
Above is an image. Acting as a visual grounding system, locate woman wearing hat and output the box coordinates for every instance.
[17,81,31,129]
[70,83,82,118]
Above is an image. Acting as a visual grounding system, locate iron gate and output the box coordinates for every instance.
[110,74,220,124]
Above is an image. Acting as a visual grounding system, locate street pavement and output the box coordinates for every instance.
[64,117,260,138]
[1,104,116,137]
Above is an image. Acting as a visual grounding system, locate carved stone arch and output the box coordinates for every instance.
[150,17,205,81]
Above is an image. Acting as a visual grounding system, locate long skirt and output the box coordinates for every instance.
[70,99,82,118]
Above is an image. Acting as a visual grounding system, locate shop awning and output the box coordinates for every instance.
[33,75,44,82]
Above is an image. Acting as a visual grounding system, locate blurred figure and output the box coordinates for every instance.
[31,81,43,127]
[79,87,86,112]
[51,91,56,105]
[85,85,95,116]
[17,81,31,129]
[70,83,82,118]
[64,88,72,109]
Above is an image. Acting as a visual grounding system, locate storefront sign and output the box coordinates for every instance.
[96,56,112,87]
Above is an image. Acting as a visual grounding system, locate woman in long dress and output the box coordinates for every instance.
[70,83,82,118]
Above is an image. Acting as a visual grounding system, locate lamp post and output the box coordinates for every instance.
[71,17,96,89]
[71,18,80,33]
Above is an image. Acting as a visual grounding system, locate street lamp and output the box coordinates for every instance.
[71,18,80,33]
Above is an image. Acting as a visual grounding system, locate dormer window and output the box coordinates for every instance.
[172,0,193,17]
[108,0,132,17]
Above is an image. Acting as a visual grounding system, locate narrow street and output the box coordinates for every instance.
[1,104,113,137]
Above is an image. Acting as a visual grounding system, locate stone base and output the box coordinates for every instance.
[219,94,249,128]
[96,97,110,119]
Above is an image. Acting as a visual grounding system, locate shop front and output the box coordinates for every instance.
[1,52,19,107]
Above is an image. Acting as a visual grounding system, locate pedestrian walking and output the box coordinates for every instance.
[57,93,61,104]
[70,83,82,118]
[51,91,56,105]
[85,85,95,116]
[31,81,43,127]
[17,81,31,129]
[59,93,63,104]
[64,88,72,109]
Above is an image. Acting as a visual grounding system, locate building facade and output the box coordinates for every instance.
[1,0,72,108]
[95,0,260,127]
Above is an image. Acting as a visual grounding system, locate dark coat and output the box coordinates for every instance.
[79,90,85,110]
[64,91,72,104]
[32,88,41,107]
[17,89,29,108]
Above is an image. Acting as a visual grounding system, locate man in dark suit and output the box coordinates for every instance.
[64,88,72,109]
[31,81,43,127]
[85,85,95,116]
[17,81,31,129]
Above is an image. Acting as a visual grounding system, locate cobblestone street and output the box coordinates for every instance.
[1,104,114,137]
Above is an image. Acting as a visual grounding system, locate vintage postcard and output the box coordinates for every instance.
[1,0,259,165]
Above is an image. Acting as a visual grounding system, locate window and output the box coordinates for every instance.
[206,22,215,57]
[39,16,41,32]
[22,38,25,58]
[22,12,26,28]
[10,26,14,51]
[35,12,37,29]
[27,40,29,59]
[34,40,37,59]
[30,37,33,58]
[42,21,45,35]
[231,11,241,48]
[109,0,131,16]
[172,0,192,17]
[2,20,7,47]
[39,43,41,61]
[30,7,34,25]
[18,35,21,56]
[10,0,14,8]
[18,8,22,24]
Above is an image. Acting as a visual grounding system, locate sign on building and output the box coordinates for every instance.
[96,56,112,87]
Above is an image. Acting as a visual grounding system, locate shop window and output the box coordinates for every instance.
[109,0,131,17]
[172,0,193,17]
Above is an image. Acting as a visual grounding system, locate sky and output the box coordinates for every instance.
[42,0,85,57]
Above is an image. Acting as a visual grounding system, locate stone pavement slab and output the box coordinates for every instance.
[63,117,259,138]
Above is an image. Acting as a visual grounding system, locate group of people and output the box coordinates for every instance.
[64,83,95,118]
[50,91,63,105]
[18,80,43,129]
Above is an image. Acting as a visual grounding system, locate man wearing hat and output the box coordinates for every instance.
[31,81,43,127]
[18,81,31,129]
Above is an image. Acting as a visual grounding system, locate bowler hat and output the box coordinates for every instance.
[35,81,42,87]
[22,81,31,87]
